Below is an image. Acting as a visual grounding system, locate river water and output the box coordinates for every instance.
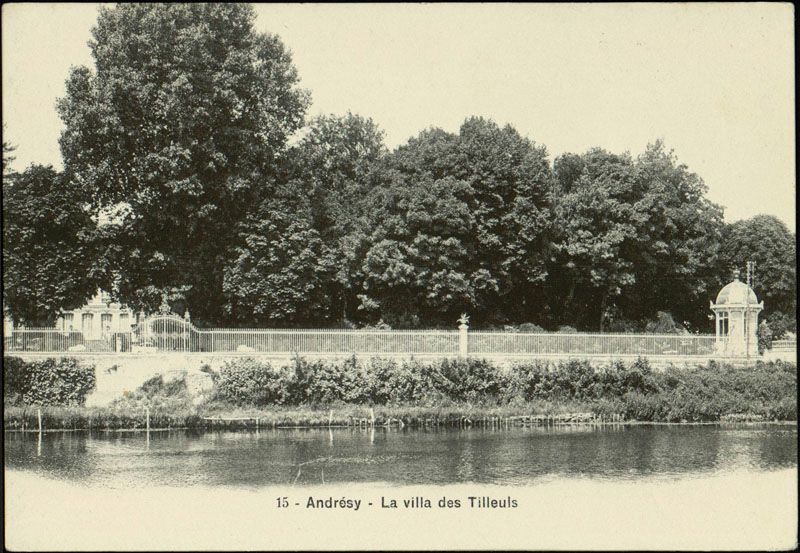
[4,424,797,487]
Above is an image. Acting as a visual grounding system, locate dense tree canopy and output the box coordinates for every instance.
[287,113,387,323]
[548,141,725,332]
[222,181,337,326]
[359,173,479,327]
[624,142,726,331]
[719,215,797,337]
[221,113,386,325]
[4,4,793,333]
[549,148,640,330]
[56,3,309,324]
[2,165,103,325]
[358,118,553,327]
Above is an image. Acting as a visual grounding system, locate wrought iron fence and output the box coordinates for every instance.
[468,332,718,357]
[4,325,718,358]
[770,339,797,352]
[195,328,460,354]
[3,329,86,352]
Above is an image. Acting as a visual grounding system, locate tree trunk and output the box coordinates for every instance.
[599,290,608,332]
[563,280,577,325]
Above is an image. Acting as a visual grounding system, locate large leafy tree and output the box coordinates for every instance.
[548,148,640,330]
[289,113,387,323]
[359,118,553,327]
[3,165,103,325]
[359,173,478,327]
[221,112,386,326]
[291,113,386,238]
[222,181,337,326]
[549,141,724,331]
[56,3,309,324]
[624,141,725,331]
[454,118,553,324]
[719,215,796,337]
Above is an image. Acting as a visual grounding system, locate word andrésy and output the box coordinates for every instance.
[306,496,362,511]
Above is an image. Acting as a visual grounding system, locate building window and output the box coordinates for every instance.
[101,313,113,337]
[62,313,74,332]
[81,313,93,335]
[119,313,130,331]
[719,311,729,337]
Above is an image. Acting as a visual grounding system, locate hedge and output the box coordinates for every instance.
[4,356,96,406]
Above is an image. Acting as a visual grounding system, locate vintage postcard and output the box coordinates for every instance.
[3,3,796,550]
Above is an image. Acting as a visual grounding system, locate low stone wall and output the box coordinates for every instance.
[761,348,797,363]
[3,353,217,407]
[83,363,214,407]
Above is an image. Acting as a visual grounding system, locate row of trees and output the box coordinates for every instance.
[3,4,796,336]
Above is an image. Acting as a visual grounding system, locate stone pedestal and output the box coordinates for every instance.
[458,323,469,357]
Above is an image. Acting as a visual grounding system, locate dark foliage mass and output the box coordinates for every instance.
[3,357,96,406]
[2,165,106,325]
[55,3,310,325]
[719,216,796,337]
[3,3,795,334]
[210,357,797,422]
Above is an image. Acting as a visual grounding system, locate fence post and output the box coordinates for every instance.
[184,310,191,352]
[458,314,469,358]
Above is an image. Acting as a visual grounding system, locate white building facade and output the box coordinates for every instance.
[710,271,763,357]
[54,290,137,339]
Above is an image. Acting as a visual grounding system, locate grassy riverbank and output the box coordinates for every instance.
[4,357,797,430]
[3,403,786,431]
[4,400,627,431]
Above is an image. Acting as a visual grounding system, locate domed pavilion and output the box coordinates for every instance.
[710,270,763,357]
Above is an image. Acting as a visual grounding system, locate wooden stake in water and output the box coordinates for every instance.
[329,410,333,428]
[37,408,42,457]
[145,407,151,450]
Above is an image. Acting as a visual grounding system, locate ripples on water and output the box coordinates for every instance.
[4,425,797,488]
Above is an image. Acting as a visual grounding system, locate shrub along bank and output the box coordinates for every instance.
[3,356,96,406]
[207,356,797,422]
[3,356,797,429]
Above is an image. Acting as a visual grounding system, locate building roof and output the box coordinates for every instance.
[715,278,759,306]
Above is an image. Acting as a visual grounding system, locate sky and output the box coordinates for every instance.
[2,3,795,230]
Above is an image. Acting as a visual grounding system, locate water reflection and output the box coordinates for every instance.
[4,425,797,488]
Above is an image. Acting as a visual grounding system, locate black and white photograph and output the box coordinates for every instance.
[2,3,797,550]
